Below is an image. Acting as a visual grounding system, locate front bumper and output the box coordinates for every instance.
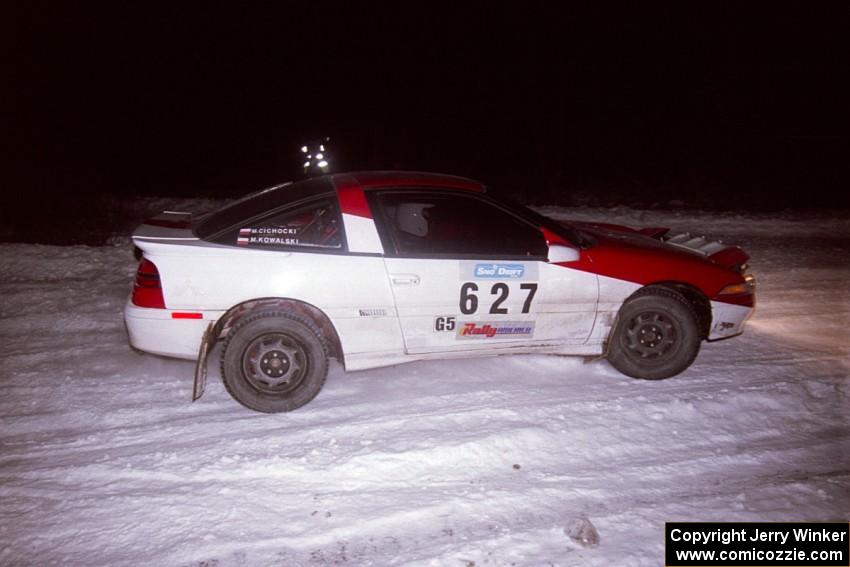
[707,300,754,341]
[124,300,223,360]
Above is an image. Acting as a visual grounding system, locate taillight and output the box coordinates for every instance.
[132,258,166,309]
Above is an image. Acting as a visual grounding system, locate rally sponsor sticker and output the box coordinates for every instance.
[456,321,535,339]
[459,261,537,281]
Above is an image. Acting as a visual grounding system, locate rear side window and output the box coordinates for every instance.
[195,177,333,239]
[373,191,547,258]
[210,197,344,251]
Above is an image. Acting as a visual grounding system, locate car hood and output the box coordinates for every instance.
[565,220,749,271]
[552,219,751,300]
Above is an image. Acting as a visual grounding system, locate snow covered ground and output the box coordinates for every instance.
[1,206,848,566]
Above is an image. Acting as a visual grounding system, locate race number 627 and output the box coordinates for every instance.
[459,282,538,315]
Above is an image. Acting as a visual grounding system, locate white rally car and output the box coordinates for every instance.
[125,171,755,412]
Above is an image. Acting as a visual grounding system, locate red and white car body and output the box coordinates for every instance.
[125,171,755,412]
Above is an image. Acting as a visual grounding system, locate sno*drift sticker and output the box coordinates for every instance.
[475,263,524,278]
[456,321,535,339]
[460,261,537,280]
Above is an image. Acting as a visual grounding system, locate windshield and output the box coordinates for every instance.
[486,189,594,249]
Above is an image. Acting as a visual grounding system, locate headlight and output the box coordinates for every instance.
[719,274,756,295]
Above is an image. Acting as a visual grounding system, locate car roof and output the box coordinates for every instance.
[331,171,485,193]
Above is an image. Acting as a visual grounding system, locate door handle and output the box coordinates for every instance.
[391,273,420,286]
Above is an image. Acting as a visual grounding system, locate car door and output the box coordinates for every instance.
[369,189,598,355]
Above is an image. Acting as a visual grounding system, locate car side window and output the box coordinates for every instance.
[374,191,547,258]
[214,197,344,250]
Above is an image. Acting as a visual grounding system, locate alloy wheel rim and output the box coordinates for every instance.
[242,333,308,394]
[622,311,677,360]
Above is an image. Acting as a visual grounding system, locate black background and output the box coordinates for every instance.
[3,4,848,242]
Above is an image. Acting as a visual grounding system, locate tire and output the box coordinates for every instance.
[607,287,701,380]
[220,310,328,413]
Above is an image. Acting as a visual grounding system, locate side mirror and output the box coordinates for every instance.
[548,243,580,263]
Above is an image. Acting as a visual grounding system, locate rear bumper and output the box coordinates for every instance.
[708,300,754,341]
[124,300,223,360]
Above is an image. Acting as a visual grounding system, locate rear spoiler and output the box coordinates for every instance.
[132,211,199,242]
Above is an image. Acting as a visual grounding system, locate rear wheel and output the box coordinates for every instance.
[221,311,328,412]
[607,287,701,380]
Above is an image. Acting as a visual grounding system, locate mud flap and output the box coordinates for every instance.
[192,322,215,402]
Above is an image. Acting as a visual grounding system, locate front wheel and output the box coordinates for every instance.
[221,311,328,412]
[607,287,701,380]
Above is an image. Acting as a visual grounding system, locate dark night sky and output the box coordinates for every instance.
[3,3,849,239]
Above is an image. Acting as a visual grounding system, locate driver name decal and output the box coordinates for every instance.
[237,226,300,246]
[456,321,535,339]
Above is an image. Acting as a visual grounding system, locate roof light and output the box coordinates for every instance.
[299,138,332,176]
